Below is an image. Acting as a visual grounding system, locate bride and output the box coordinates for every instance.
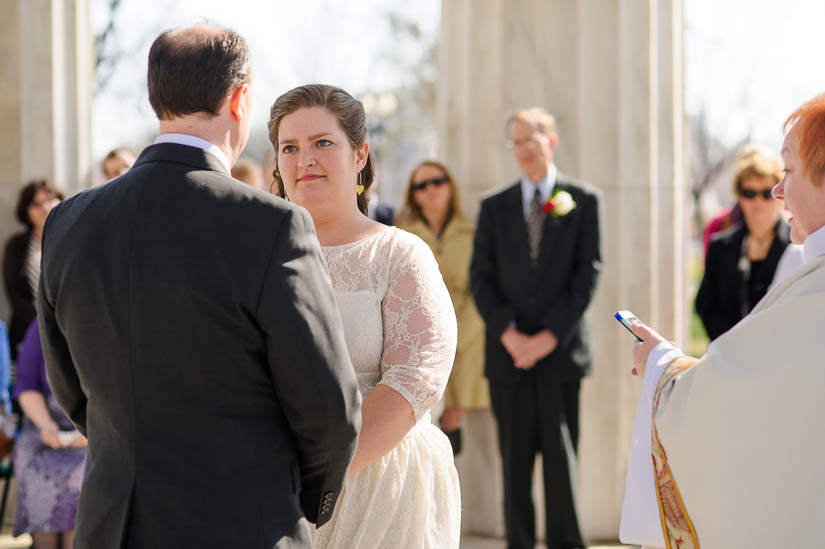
[267,84,461,548]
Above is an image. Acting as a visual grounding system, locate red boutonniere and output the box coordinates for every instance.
[541,189,576,216]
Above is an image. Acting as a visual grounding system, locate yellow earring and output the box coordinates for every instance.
[356,172,365,196]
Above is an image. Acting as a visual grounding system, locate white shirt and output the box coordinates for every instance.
[802,223,825,265]
[520,164,557,220]
[154,133,231,175]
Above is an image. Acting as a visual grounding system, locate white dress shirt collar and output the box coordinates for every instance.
[154,133,232,175]
[520,164,558,219]
[802,223,825,265]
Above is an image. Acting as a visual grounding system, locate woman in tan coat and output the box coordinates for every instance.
[398,161,489,453]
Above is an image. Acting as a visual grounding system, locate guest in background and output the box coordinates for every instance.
[262,148,277,192]
[13,319,86,548]
[695,149,790,341]
[231,157,266,190]
[2,180,62,360]
[470,107,602,549]
[366,180,395,226]
[398,160,488,454]
[102,148,136,180]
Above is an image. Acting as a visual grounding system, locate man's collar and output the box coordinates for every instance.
[154,133,231,175]
[520,164,558,203]
[802,224,825,265]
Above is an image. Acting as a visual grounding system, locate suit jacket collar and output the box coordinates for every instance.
[133,143,230,176]
[534,177,574,273]
[519,164,558,217]
[504,174,574,275]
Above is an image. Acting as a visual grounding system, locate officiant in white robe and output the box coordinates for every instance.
[620,93,825,549]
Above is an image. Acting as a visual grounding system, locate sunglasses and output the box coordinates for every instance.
[411,177,449,191]
[739,188,774,200]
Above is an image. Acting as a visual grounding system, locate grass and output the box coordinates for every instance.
[688,246,710,358]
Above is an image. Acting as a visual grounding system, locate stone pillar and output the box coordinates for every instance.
[0,0,92,320]
[438,0,686,541]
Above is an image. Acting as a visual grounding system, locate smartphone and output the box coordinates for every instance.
[614,310,643,342]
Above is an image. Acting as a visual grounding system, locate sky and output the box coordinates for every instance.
[684,0,825,150]
[91,0,825,161]
[91,0,440,160]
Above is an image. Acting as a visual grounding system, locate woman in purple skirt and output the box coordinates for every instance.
[13,319,86,548]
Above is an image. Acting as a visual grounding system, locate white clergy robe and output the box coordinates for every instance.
[622,253,825,548]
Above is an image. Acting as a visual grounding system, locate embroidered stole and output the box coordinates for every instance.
[651,356,701,549]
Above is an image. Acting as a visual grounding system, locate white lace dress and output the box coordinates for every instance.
[314,227,461,549]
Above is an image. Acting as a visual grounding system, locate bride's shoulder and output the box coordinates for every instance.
[380,227,439,272]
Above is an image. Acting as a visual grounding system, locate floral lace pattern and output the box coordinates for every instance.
[321,227,457,421]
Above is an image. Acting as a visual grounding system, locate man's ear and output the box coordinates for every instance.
[229,83,250,121]
[548,132,559,151]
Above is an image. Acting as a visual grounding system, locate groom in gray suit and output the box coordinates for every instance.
[37,26,361,548]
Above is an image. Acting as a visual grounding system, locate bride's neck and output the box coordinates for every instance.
[314,211,375,247]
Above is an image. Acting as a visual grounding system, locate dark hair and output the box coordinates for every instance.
[267,84,374,215]
[148,26,250,120]
[398,160,463,226]
[15,180,64,229]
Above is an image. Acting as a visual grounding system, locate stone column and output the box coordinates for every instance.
[0,0,92,320]
[438,0,686,541]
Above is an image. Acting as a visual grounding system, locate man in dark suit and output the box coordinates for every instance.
[37,26,361,549]
[470,107,602,549]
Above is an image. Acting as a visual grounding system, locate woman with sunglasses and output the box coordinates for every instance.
[695,148,790,340]
[398,161,489,456]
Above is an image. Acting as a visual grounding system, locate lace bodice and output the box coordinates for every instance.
[321,227,457,421]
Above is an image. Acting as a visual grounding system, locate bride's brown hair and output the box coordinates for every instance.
[267,84,375,214]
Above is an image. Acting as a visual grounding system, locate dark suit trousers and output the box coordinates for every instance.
[490,371,583,549]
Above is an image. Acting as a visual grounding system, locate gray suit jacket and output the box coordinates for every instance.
[37,143,361,548]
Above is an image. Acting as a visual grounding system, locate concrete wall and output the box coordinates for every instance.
[0,0,92,325]
[438,0,687,540]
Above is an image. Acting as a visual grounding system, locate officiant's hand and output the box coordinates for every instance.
[630,322,668,377]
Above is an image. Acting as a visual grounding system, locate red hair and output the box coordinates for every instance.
[784,93,825,186]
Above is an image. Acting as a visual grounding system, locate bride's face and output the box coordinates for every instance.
[277,106,367,221]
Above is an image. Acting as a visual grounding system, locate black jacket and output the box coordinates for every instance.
[38,144,361,548]
[3,230,36,359]
[696,220,791,341]
[470,176,602,384]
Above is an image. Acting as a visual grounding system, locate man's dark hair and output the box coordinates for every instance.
[147,26,250,120]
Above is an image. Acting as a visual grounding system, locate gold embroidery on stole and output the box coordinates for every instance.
[652,356,701,549]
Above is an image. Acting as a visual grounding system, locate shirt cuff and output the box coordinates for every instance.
[642,342,684,406]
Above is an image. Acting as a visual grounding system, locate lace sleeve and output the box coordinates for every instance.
[377,234,457,420]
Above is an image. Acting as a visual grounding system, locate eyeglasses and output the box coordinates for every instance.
[411,177,449,191]
[739,188,774,200]
[29,197,59,209]
[505,134,546,150]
